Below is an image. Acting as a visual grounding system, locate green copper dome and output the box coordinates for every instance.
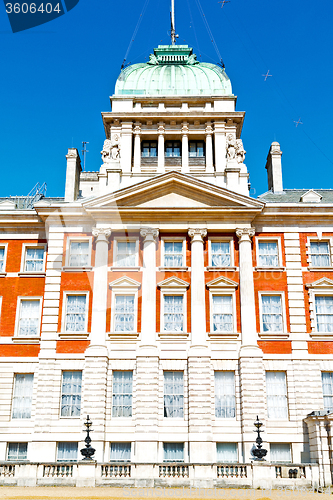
[115,45,232,97]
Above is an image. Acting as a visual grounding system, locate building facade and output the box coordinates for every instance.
[0,43,332,488]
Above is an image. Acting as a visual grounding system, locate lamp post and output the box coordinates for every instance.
[252,415,267,460]
[80,415,96,461]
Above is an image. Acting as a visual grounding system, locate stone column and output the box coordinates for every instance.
[140,227,159,346]
[133,124,141,173]
[157,123,165,173]
[205,123,214,173]
[120,122,133,173]
[181,122,189,173]
[214,121,226,173]
[188,228,207,346]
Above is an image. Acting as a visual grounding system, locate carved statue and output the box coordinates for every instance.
[187,54,199,65]
[235,139,246,163]
[147,53,158,65]
[101,139,112,161]
[226,134,236,160]
[101,135,121,161]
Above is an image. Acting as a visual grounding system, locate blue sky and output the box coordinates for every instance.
[0,0,332,198]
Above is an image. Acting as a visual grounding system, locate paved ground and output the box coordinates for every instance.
[0,488,330,500]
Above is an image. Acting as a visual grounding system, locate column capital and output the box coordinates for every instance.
[182,122,189,134]
[236,227,255,243]
[158,123,165,135]
[92,228,112,243]
[133,124,141,135]
[140,227,159,243]
[205,123,213,135]
[188,228,207,243]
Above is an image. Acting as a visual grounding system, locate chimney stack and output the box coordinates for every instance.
[265,142,283,193]
[65,148,82,202]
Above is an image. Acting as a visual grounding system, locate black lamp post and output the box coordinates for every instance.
[80,415,96,461]
[252,415,267,460]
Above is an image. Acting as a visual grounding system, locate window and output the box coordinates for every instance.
[114,295,135,332]
[270,443,291,463]
[68,240,90,267]
[322,372,333,411]
[110,443,131,462]
[266,372,288,419]
[142,141,157,157]
[210,241,231,267]
[310,241,331,267]
[164,371,184,418]
[65,295,87,332]
[0,246,7,272]
[165,141,181,157]
[164,241,183,267]
[212,295,233,332]
[23,246,45,272]
[164,296,184,332]
[189,141,204,157]
[315,296,333,332]
[260,295,283,332]
[61,371,82,417]
[115,241,137,267]
[163,443,184,462]
[215,372,236,418]
[216,443,238,463]
[258,241,279,267]
[57,442,78,462]
[17,299,41,337]
[112,371,133,418]
[7,443,28,461]
[12,374,34,419]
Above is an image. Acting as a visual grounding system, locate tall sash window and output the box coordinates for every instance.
[315,296,333,332]
[164,242,183,267]
[164,371,184,418]
[115,295,135,332]
[261,295,283,332]
[0,247,5,272]
[18,300,40,336]
[164,296,184,332]
[61,371,82,417]
[211,242,231,267]
[258,241,279,267]
[69,241,90,267]
[215,371,236,418]
[310,241,330,267]
[322,372,333,411]
[24,248,44,272]
[112,371,133,418]
[116,241,136,267]
[12,374,34,419]
[266,371,288,419]
[65,295,87,332]
[212,295,233,332]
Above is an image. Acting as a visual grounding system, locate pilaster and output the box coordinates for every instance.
[214,121,226,172]
[188,228,207,346]
[157,123,165,173]
[140,227,159,346]
[133,123,141,173]
[120,122,133,173]
[205,123,214,173]
[181,122,189,173]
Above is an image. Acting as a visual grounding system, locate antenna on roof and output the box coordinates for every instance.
[170,0,179,44]
[82,141,89,172]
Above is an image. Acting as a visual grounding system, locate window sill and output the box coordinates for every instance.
[0,272,7,277]
[158,331,189,341]
[208,332,239,341]
[309,332,333,340]
[159,267,189,272]
[62,266,93,272]
[110,266,140,272]
[206,266,238,272]
[108,332,139,341]
[59,331,90,340]
[12,336,41,344]
[254,267,285,272]
[307,266,333,271]
[18,272,46,277]
[258,332,289,340]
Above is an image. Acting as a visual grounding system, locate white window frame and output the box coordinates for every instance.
[160,237,187,270]
[111,370,133,418]
[109,277,141,338]
[20,243,46,275]
[57,442,78,462]
[11,373,34,420]
[158,278,189,338]
[163,371,184,419]
[7,442,28,461]
[255,237,283,270]
[207,237,235,270]
[60,292,89,339]
[322,372,333,412]
[110,442,132,462]
[306,279,333,338]
[163,442,185,462]
[214,371,236,419]
[0,243,8,275]
[64,237,92,270]
[210,293,236,334]
[266,371,289,420]
[60,370,82,418]
[269,443,292,463]
[14,297,42,340]
[216,443,238,463]
[112,237,139,270]
[307,237,333,269]
[207,277,238,339]
[258,292,288,339]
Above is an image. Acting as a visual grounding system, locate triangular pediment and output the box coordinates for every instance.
[306,277,333,288]
[109,276,141,289]
[301,190,322,203]
[157,276,190,289]
[0,200,16,210]
[206,276,239,289]
[83,172,264,211]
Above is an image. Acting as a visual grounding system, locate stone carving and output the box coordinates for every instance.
[101,135,121,161]
[227,135,246,163]
[188,228,207,243]
[236,139,246,163]
[147,53,159,65]
[92,228,112,241]
[140,227,159,242]
[187,54,199,65]
[236,228,255,242]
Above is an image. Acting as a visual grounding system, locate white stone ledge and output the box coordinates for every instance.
[42,308,60,316]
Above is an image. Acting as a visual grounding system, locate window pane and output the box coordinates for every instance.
[211,242,231,267]
[258,241,279,267]
[164,241,183,267]
[61,371,82,417]
[18,300,40,336]
[65,295,86,331]
[69,241,89,267]
[163,443,184,462]
[266,372,288,419]
[12,374,34,419]
[110,443,131,462]
[7,443,28,461]
[57,442,78,462]
[270,443,291,463]
[311,241,330,267]
[116,241,136,267]
[322,372,333,411]
[0,247,5,272]
[316,296,333,332]
[215,372,235,418]
[164,296,183,332]
[112,371,133,417]
[216,443,238,463]
[25,248,44,272]
[261,295,283,332]
[212,296,233,332]
[164,371,184,418]
[115,295,135,332]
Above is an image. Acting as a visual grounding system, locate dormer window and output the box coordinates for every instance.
[142,141,157,158]
[165,141,181,157]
